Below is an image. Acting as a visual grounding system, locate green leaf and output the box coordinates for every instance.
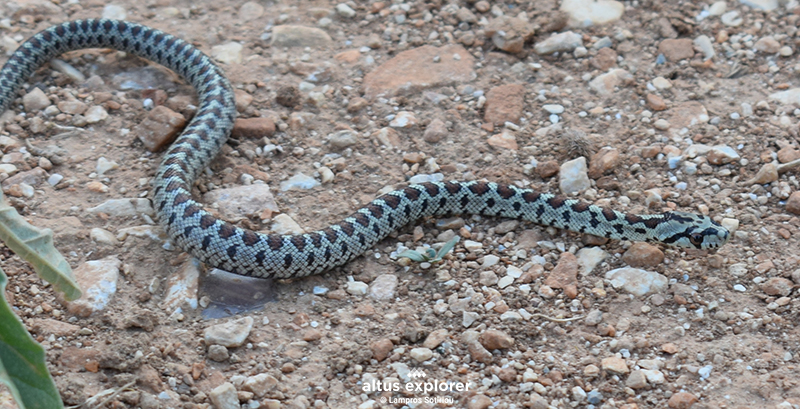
[397,250,429,262]
[0,193,80,300]
[0,266,64,409]
[436,236,460,260]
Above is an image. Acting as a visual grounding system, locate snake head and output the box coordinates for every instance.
[658,211,730,249]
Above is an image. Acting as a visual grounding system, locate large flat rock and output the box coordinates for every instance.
[362,45,475,99]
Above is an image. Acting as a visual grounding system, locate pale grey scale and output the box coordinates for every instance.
[1,20,731,281]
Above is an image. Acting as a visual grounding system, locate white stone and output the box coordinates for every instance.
[464,240,483,252]
[211,42,243,64]
[410,347,433,362]
[573,46,588,58]
[728,262,748,277]
[84,105,108,123]
[721,10,743,26]
[694,35,715,60]
[319,166,335,183]
[346,281,369,295]
[204,317,254,347]
[543,104,565,114]
[2,36,19,58]
[336,3,357,18]
[90,228,119,246]
[652,76,672,90]
[739,0,779,10]
[463,311,480,327]
[506,265,523,278]
[0,164,17,175]
[708,1,727,15]
[389,111,418,128]
[209,383,239,409]
[533,31,583,55]
[239,1,264,21]
[721,218,739,233]
[328,130,359,149]
[497,275,514,289]
[605,268,668,297]
[96,157,119,175]
[500,311,523,321]
[272,25,333,48]
[242,373,278,397]
[577,247,608,276]
[271,214,304,235]
[204,184,279,219]
[572,386,587,402]
[641,369,666,384]
[102,4,127,20]
[709,145,740,163]
[66,257,121,317]
[358,400,376,409]
[22,88,50,112]
[769,88,800,106]
[559,157,591,194]
[483,255,500,267]
[654,119,670,130]
[370,274,398,301]
[161,259,201,312]
[88,198,154,217]
[560,0,624,28]
[17,183,34,197]
[280,172,320,191]
[116,225,166,243]
[589,69,632,95]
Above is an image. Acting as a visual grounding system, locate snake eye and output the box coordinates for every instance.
[689,233,704,247]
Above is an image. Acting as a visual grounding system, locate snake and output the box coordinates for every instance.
[0,19,730,279]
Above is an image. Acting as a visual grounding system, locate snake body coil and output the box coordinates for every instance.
[0,19,730,279]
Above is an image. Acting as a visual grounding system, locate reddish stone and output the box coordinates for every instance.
[667,392,698,409]
[135,106,187,152]
[544,252,578,290]
[787,191,800,215]
[622,243,665,268]
[370,338,393,361]
[232,117,276,139]
[658,39,695,61]
[591,47,618,70]
[362,45,475,99]
[479,329,514,350]
[483,84,525,125]
[646,93,667,111]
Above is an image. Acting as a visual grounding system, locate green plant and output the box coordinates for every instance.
[0,192,81,409]
[397,236,460,264]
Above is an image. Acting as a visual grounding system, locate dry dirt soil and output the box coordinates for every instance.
[1,0,800,409]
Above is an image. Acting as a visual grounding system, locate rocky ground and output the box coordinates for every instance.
[1,0,800,408]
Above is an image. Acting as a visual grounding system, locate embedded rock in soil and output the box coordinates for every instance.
[560,0,624,27]
[203,184,279,220]
[271,25,333,48]
[484,84,524,125]
[65,256,121,317]
[203,317,254,348]
[605,268,668,297]
[362,45,475,99]
[134,105,187,152]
